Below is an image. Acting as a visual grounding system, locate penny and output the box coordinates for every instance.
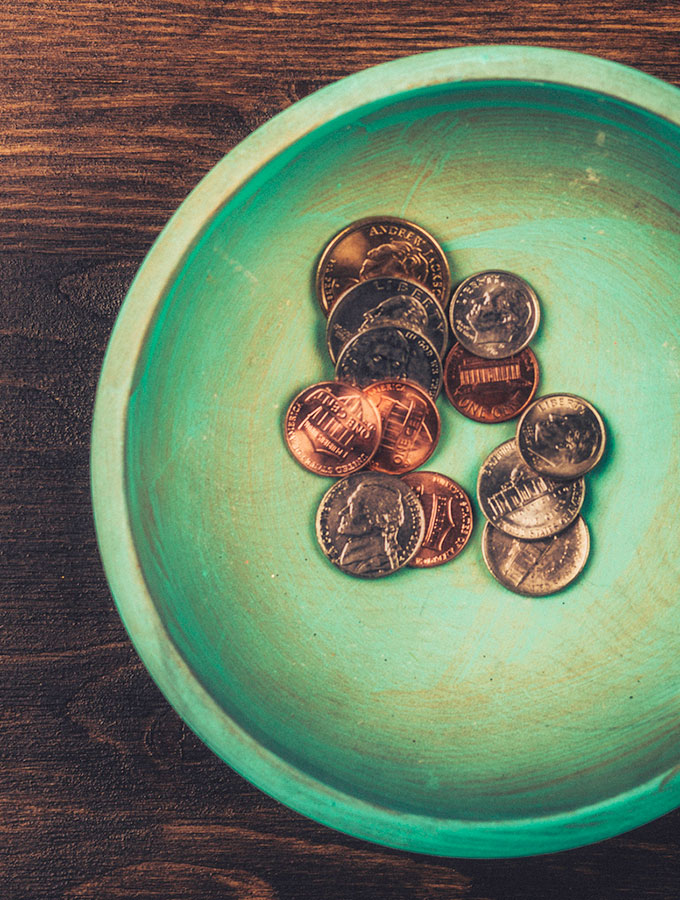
[482,517,590,596]
[315,471,425,578]
[401,471,474,567]
[450,270,540,359]
[516,393,606,480]
[477,439,585,540]
[443,342,539,423]
[284,381,381,477]
[315,216,451,316]
[362,380,441,474]
[326,276,448,363]
[335,324,443,399]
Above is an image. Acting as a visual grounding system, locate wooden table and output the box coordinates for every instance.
[3,2,679,897]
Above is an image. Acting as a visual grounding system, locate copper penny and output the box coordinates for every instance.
[315,216,451,316]
[444,342,539,423]
[284,381,381,476]
[401,471,474,567]
[362,380,441,474]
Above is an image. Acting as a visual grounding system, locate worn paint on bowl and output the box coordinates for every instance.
[91,46,680,858]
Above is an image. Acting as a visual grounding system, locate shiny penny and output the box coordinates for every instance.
[517,393,606,480]
[326,276,448,363]
[401,471,474,567]
[362,380,441,475]
[482,517,590,596]
[477,439,585,540]
[315,471,425,578]
[315,216,451,316]
[450,270,540,359]
[335,323,443,399]
[444,342,539,423]
[284,381,381,476]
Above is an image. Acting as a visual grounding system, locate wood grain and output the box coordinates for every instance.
[1,2,679,897]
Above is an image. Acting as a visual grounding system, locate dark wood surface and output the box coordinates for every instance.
[2,2,679,897]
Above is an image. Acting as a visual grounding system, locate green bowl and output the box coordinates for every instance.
[91,46,680,858]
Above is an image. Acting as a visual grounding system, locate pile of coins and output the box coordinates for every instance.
[284,215,607,592]
[285,216,473,578]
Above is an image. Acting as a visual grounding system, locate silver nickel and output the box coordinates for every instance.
[516,393,606,480]
[482,517,590,596]
[335,323,443,399]
[450,270,540,359]
[315,471,425,578]
[326,276,448,363]
[477,439,585,540]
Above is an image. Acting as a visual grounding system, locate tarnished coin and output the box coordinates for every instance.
[517,393,606,480]
[284,381,381,476]
[315,216,451,315]
[477,439,585,540]
[363,380,441,474]
[315,471,425,578]
[326,276,448,363]
[335,324,443,399]
[482,517,590,596]
[444,342,539,423]
[450,270,540,359]
[401,471,474,567]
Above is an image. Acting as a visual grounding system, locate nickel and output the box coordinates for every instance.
[450,270,540,359]
[477,439,585,540]
[315,471,425,578]
[482,517,590,596]
[516,393,606,479]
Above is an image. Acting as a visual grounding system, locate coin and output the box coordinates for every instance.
[335,324,443,399]
[481,517,590,596]
[443,342,539,422]
[449,270,540,359]
[401,471,474,567]
[315,216,451,315]
[284,381,381,476]
[477,439,585,540]
[326,276,448,363]
[362,380,441,474]
[516,393,606,480]
[315,472,425,578]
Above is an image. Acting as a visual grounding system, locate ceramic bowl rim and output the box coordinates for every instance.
[91,45,680,858]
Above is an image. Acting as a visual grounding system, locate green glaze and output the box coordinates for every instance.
[91,46,680,857]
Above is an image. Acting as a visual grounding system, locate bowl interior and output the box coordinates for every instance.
[122,73,680,853]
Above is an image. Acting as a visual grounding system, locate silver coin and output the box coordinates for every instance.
[482,517,590,596]
[516,393,606,480]
[450,270,540,359]
[326,276,448,363]
[315,472,425,578]
[335,324,443,399]
[477,439,585,540]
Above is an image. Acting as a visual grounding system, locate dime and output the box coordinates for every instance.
[401,471,474,567]
[481,517,590,596]
[516,393,606,480]
[315,472,426,578]
[443,342,539,423]
[450,270,540,359]
[284,381,381,476]
[335,324,443,399]
[362,380,441,474]
[315,216,451,315]
[326,276,448,363]
[477,439,585,540]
